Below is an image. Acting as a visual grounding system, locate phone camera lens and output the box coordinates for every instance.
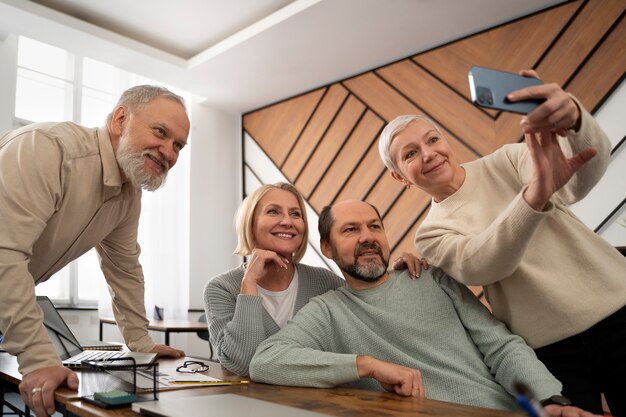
[476,87,494,106]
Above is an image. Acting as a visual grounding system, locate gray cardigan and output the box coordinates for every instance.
[204,263,345,376]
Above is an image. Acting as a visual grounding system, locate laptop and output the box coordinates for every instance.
[132,394,329,417]
[36,296,157,368]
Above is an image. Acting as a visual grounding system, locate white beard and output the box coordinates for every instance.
[116,131,168,191]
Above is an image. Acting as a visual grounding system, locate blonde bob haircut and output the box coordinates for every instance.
[234,182,309,263]
[378,114,444,174]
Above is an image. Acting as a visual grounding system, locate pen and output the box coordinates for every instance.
[514,382,548,417]
[516,394,545,417]
[172,380,250,385]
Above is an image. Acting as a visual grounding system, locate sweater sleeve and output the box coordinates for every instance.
[551,99,611,205]
[250,296,360,387]
[417,189,553,285]
[204,272,268,376]
[434,270,562,400]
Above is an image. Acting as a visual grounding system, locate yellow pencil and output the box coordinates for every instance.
[172,380,250,385]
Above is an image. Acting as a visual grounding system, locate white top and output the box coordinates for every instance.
[257,269,299,328]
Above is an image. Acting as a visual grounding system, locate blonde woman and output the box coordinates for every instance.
[204,182,424,376]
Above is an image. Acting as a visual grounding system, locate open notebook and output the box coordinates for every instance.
[36,296,156,368]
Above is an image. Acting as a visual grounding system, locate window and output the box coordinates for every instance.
[15,36,191,307]
[15,37,73,124]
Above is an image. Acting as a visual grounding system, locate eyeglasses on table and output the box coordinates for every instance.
[176,360,210,373]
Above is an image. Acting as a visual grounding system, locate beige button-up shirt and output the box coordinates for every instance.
[0,122,154,375]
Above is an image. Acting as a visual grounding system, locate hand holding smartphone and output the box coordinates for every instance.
[468,66,544,114]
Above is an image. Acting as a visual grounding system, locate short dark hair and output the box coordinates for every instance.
[318,201,384,244]
[318,205,334,244]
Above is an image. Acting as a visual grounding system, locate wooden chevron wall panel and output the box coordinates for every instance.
[243,0,625,272]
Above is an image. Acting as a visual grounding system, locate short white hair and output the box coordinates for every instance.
[378,115,443,173]
[105,85,186,125]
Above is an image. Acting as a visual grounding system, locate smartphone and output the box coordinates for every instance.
[468,66,544,114]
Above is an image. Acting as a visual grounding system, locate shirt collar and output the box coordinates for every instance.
[96,127,123,188]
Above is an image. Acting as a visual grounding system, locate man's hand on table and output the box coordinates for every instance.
[19,365,78,417]
[151,344,185,358]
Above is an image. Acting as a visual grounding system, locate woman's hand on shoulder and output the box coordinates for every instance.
[240,249,290,294]
[391,252,429,279]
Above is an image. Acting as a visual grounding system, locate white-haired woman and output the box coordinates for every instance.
[377,72,626,415]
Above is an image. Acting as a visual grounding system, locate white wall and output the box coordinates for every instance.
[0,34,17,134]
[188,100,242,309]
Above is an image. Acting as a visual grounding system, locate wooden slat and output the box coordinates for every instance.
[390,205,429,260]
[536,0,625,86]
[334,142,386,203]
[566,13,626,111]
[243,88,325,166]
[383,190,432,249]
[295,95,365,198]
[282,84,349,180]
[365,172,405,217]
[343,72,419,121]
[445,128,481,164]
[494,112,526,148]
[377,60,497,155]
[308,111,384,212]
[345,70,480,162]
[413,2,581,99]
[390,225,420,264]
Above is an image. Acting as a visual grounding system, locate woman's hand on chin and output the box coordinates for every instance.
[241,249,290,294]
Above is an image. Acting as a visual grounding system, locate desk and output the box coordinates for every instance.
[1,353,524,417]
[0,352,80,417]
[99,317,207,346]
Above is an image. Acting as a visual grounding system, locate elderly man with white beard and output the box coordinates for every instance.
[250,200,599,417]
[0,85,188,417]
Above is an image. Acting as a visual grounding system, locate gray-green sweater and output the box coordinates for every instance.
[204,263,345,376]
[250,269,561,411]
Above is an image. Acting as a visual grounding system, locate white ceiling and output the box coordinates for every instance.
[0,0,565,113]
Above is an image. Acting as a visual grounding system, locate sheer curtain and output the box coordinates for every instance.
[98,74,191,321]
[137,147,190,320]
[13,36,190,318]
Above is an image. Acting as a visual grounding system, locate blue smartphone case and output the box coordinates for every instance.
[468,66,544,114]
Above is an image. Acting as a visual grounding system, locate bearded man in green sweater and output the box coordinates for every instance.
[250,200,597,417]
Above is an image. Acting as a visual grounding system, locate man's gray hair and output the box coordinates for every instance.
[105,85,186,125]
[378,115,443,174]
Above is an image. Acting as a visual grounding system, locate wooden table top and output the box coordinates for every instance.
[66,382,525,417]
[2,353,525,417]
